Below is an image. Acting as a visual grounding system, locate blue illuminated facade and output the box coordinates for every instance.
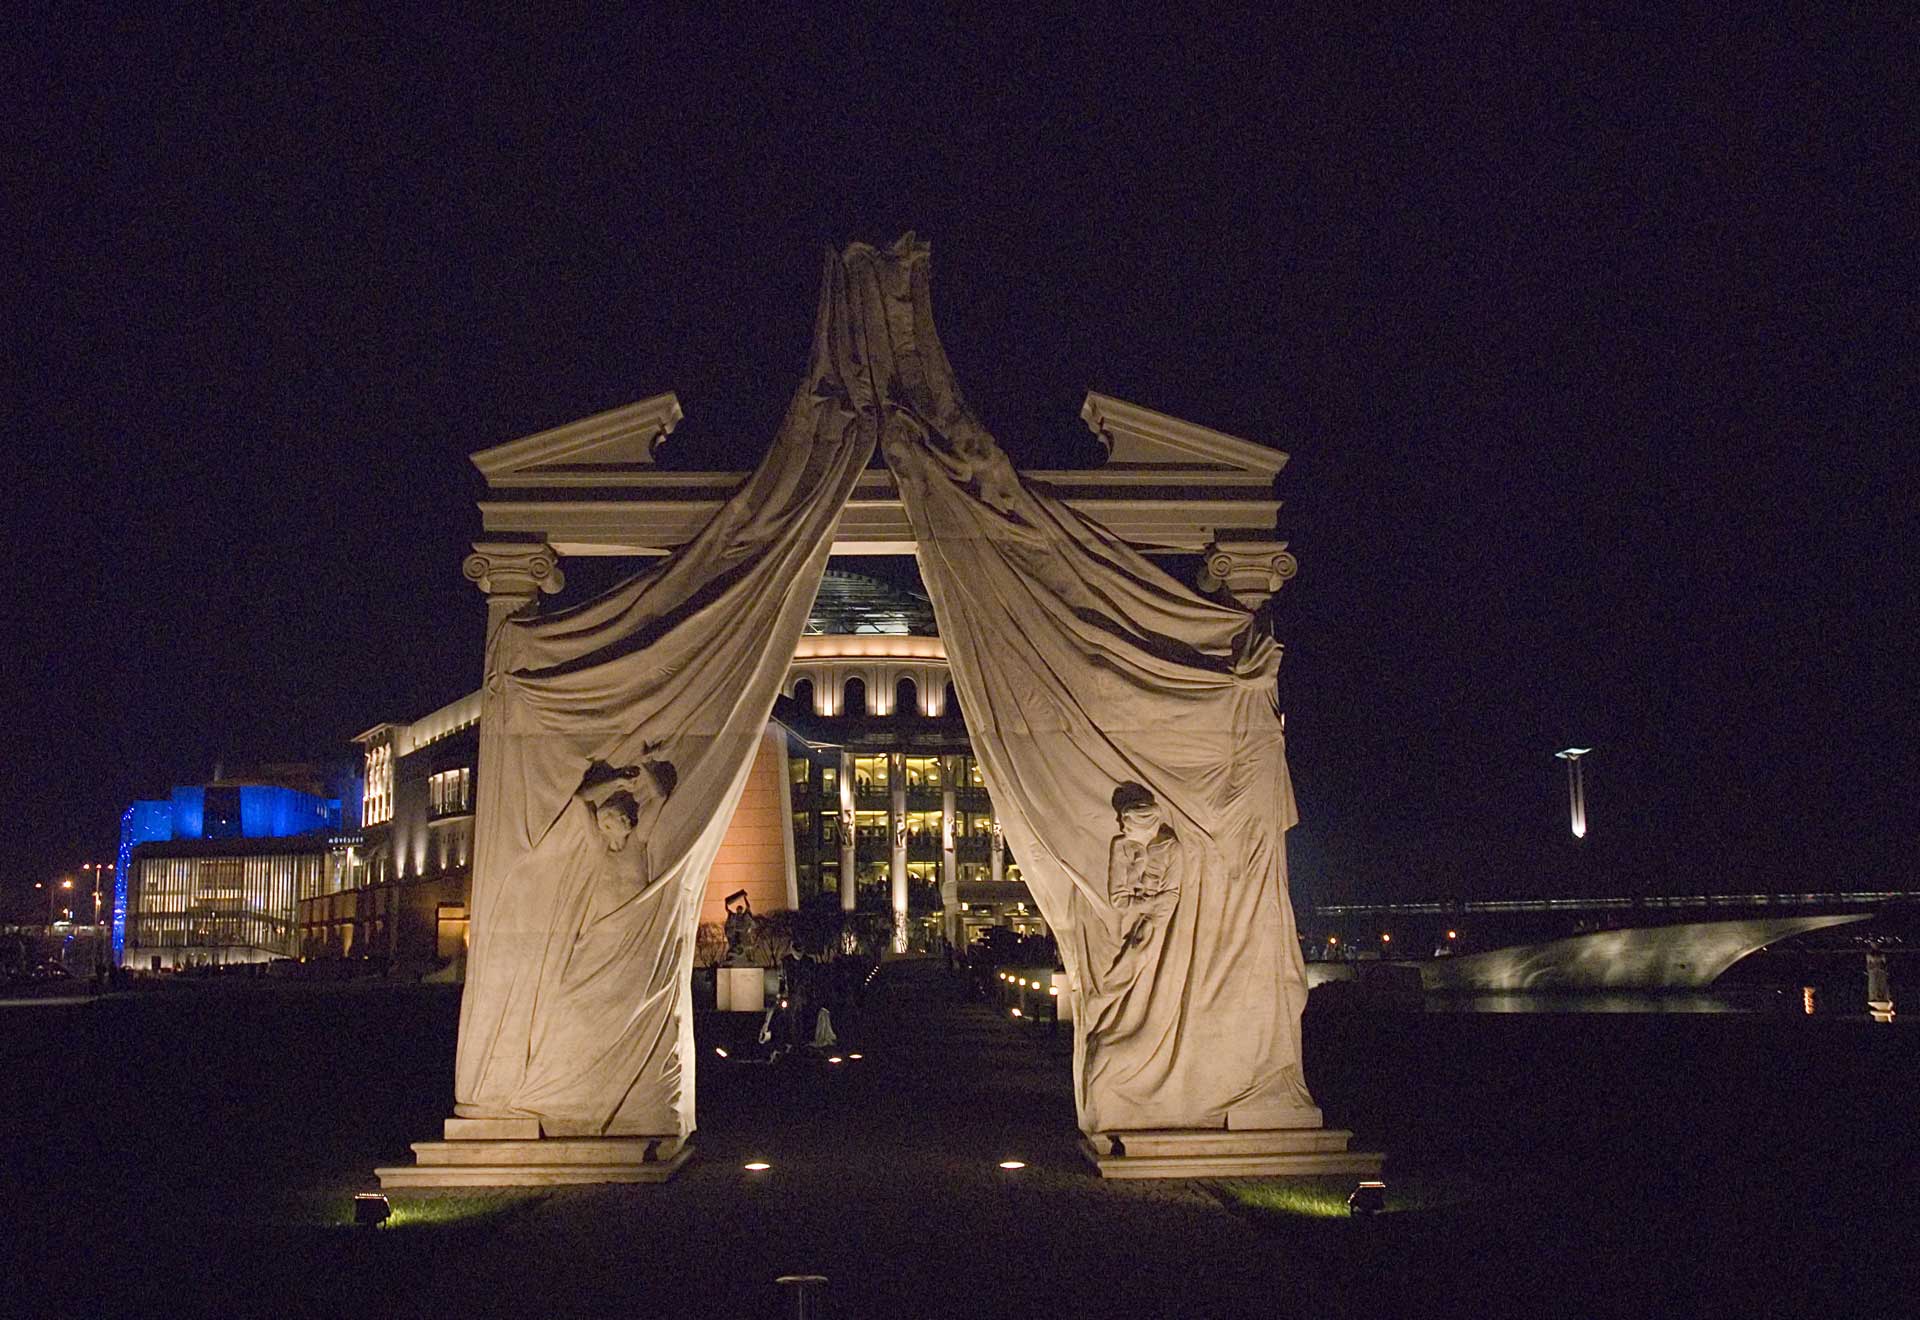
[111,781,356,963]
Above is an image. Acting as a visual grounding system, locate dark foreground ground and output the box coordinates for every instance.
[3,964,1917,1319]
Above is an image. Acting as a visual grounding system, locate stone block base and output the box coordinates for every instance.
[1079,1126,1383,1180]
[376,1127,690,1188]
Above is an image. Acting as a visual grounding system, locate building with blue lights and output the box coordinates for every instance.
[116,768,360,970]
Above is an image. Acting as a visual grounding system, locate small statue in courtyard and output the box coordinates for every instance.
[724,890,754,964]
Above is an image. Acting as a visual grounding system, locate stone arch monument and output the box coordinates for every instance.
[377,238,1376,1186]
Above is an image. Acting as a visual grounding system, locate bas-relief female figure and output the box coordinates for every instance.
[507,756,682,1135]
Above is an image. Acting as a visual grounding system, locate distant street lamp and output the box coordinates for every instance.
[45,877,75,928]
[1555,748,1593,839]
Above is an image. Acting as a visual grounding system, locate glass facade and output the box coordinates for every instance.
[125,851,323,964]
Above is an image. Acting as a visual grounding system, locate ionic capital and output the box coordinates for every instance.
[1197,539,1298,608]
[463,541,566,599]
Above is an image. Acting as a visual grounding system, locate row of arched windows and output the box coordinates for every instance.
[790,674,962,720]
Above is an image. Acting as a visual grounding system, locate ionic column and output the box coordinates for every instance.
[464,541,566,650]
[837,750,856,912]
[1195,539,1298,611]
[889,751,908,953]
[456,539,563,1115]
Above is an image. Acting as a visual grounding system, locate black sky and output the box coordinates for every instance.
[6,7,1911,908]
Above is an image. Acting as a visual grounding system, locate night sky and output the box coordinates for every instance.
[8,9,1909,911]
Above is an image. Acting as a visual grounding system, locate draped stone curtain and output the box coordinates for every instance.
[453,250,877,1138]
[857,237,1318,1134]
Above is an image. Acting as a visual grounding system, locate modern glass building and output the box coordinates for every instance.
[117,773,358,969]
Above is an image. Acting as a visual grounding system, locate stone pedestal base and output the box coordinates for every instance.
[1078,1126,1383,1180]
[375,1119,690,1188]
[716,965,766,1012]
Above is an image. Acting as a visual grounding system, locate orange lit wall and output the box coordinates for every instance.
[699,726,795,925]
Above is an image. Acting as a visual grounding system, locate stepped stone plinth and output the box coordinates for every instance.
[375,1119,689,1188]
[1079,1126,1382,1180]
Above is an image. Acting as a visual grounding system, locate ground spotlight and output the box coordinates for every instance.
[714,1046,729,1058]
[997,1160,1026,1171]
[1347,1180,1386,1216]
[848,1052,863,1059]
[827,1056,843,1064]
[1011,1007,1021,1017]
[744,1160,772,1172]
[353,1192,391,1227]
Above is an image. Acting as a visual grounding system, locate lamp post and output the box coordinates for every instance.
[1555,748,1592,839]
[84,863,107,974]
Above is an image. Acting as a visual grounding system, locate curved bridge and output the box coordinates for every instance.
[1417,914,1871,993]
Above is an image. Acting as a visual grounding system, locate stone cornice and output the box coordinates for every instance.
[470,393,684,486]
[1080,392,1288,477]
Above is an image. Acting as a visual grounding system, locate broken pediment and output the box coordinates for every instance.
[470,393,685,487]
[472,390,1284,558]
[1076,392,1288,481]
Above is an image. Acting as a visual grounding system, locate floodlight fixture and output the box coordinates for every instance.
[848,1052,863,1059]
[1347,1180,1387,1216]
[353,1193,391,1227]
[743,1160,772,1172]
[1555,747,1593,839]
[998,1160,1026,1170]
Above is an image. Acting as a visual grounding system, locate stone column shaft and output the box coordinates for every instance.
[889,751,908,952]
[837,750,856,912]
[940,764,959,950]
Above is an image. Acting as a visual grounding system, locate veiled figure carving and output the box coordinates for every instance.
[453,249,879,1139]
[862,236,1319,1133]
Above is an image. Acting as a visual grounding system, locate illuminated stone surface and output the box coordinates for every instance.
[1079,1128,1381,1180]
[1418,914,1870,992]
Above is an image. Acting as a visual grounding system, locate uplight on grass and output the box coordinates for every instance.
[1348,1180,1388,1216]
[743,1161,772,1172]
[828,1056,843,1064]
[1223,1182,1352,1220]
[998,1160,1026,1170]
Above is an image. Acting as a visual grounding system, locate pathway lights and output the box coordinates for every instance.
[1347,1181,1387,1216]
[353,1193,391,1227]
[848,1052,862,1059]
[827,1056,843,1064]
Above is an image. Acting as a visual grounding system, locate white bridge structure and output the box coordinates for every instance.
[1414,913,1872,992]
